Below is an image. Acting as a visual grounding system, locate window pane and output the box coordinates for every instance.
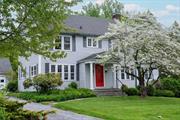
[71,73,74,80]
[121,69,125,79]
[64,65,68,72]
[93,39,97,47]
[55,36,61,49]
[51,65,56,73]
[88,38,92,46]
[1,79,4,83]
[71,65,74,72]
[64,37,71,50]
[64,73,68,80]
[58,65,62,73]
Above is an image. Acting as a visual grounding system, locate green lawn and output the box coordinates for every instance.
[54,96,180,120]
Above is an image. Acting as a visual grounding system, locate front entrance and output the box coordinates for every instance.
[95,64,104,87]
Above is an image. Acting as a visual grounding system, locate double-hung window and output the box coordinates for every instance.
[58,65,62,77]
[51,65,56,73]
[30,65,38,77]
[64,65,69,80]
[70,65,75,80]
[54,35,72,51]
[87,37,98,48]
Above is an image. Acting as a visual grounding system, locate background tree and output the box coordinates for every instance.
[98,11,180,97]
[81,0,124,19]
[169,21,180,42]
[0,0,80,72]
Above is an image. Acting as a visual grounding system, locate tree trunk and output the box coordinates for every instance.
[139,78,147,97]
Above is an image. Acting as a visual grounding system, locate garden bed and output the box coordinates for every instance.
[8,88,96,102]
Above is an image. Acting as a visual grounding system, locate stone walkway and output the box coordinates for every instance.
[7,97,102,120]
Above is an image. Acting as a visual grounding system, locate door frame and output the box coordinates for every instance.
[94,64,105,88]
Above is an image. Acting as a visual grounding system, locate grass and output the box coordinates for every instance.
[54,96,180,120]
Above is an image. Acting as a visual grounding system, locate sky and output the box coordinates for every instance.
[71,0,180,27]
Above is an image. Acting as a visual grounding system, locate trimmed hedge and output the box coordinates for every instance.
[154,90,175,97]
[125,88,139,96]
[9,88,96,102]
[7,80,18,92]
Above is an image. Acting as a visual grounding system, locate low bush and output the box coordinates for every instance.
[23,73,63,93]
[121,84,128,93]
[175,90,180,98]
[146,85,155,96]
[0,95,49,120]
[68,82,78,89]
[7,80,18,92]
[160,77,180,93]
[154,90,175,97]
[125,88,139,96]
[9,88,96,102]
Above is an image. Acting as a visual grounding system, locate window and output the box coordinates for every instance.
[64,36,71,50]
[0,79,4,83]
[121,69,125,79]
[131,70,135,80]
[55,36,61,49]
[58,65,62,76]
[30,65,38,77]
[87,37,98,48]
[64,65,69,80]
[54,35,72,51]
[51,65,56,73]
[70,65,75,80]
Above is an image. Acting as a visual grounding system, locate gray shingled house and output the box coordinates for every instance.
[0,58,12,89]
[18,15,159,91]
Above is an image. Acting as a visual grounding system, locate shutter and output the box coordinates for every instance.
[83,36,87,47]
[76,64,79,81]
[36,64,38,75]
[45,63,49,73]
[98,40,102,48]
[72,35,76,51]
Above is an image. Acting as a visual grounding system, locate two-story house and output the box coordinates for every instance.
[18,15,159,91]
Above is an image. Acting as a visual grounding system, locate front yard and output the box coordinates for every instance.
[54,96,180,120]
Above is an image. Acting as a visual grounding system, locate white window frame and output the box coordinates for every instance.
[54,35,72,51]
[86,37,98,48]
[49,64,76,81]
[30,65,38,77]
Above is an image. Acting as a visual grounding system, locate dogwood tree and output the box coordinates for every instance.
[98,11,180,97]
[169,21,180,42]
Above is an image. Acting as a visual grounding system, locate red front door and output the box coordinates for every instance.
[95,64,104,87]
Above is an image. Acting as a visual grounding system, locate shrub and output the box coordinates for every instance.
[68,82,78,89]
[154,90,175,97]
[146,85,155,96]
[125,88,139,96]
[0,95,48,120]
[23,73,63,93]
[175,90,180,98]
[121,84,128,93]
[160,77,180,92]
[7,80,18,92]
[8,89,96,102]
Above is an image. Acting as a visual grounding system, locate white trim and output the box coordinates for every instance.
[49,63,76,81]
[38,55,41,74]
[54,35,72,51]
[113,65,117,88]
[86,37,99,48]
[90,63,94,89]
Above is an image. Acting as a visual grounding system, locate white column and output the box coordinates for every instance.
[38,55,42,74]
[113,65,117,88]
[90,63,94,90]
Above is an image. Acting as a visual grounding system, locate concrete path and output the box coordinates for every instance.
[7,97,102,120]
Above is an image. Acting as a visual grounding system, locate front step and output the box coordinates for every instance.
[94,88,123,96]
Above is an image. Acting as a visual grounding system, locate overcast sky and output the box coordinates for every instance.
[71,0,180,27]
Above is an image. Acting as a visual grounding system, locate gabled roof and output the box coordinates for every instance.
[64,15,112,36]
[78,52,105,63]
[0,58,12,74]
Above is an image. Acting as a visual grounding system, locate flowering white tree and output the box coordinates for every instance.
[169,21,180,42]
[98,11,180,97]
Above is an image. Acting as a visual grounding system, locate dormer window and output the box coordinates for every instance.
[54,35,72,51]
[87,37,98,48]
